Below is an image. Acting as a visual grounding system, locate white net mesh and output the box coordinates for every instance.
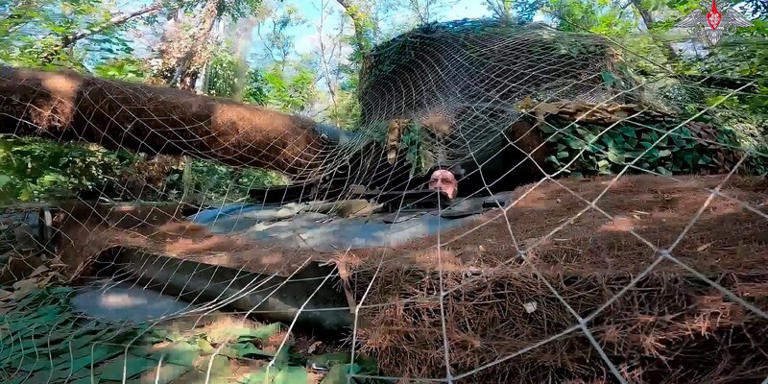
[1,16,767,384]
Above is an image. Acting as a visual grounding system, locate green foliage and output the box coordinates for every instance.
[0,284,349,384]
[242,69,270,105]
[685,19,768,78]
[258,4,306,66]
[1,0,765,209]
[204,46,269,104]
[0,285,156,384]
[541,0,767,178]
[0,0,139,71]
[335,0,377,128]
[664,19,768,173]
[92,56,147,82]
[342,2,377,62]
[239,366,308,384]
[541,120,745,177]
[219,0,263,20]
[237,350,378,384]
[516,0,549,22]
[205,46,243,98]
[402,123,429,176]
[740,0,768,18]
[546,0,637,35]
[179,159,286,205]
[174,0,262,21]
[262,64,319,113]
[327,81,363,131]
[0,138,136,203]
[0,137,284,205]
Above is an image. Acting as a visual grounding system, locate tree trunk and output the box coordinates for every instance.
[170,0,222,91]
[631,0,679,59]
[631,0,656,29]
[0,66,330,179]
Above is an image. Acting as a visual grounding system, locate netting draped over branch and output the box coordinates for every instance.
[0,66,332,181]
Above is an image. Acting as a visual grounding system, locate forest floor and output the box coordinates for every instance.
[3,173,767,383]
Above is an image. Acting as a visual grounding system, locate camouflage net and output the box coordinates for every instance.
[0,17,767,384]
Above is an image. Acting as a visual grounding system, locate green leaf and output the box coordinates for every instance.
[157,342,199,366]
[600,70,615,86]
[234,342,274,358]
[274,366,308,384]
[308,352,350,368]
[681,152,696,166]
[620,126,637,138]
[126,363,189,384]
[320,356,377,384]
[545,155,560,165]
[597,159,611,174]
[226,323,282,342]
[606,151,624,163]
[539,124,556,134]
[272,341,294,367]
[565,138,586,150]
[26,344,123,383]
[322,364,358,384]
[100,356,156,381]
[197,338,215,355]
[241,366,308,384]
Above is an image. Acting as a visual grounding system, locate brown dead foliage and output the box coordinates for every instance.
[344,174,768,383]
[53,174,768,382]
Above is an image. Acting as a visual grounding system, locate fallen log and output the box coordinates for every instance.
[0,65,332,179]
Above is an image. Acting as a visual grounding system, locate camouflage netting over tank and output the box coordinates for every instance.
[2,13,768,384]
[355,19,644,174]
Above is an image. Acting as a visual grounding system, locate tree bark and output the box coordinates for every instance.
[0,66,331,179]
[170,0,222,90]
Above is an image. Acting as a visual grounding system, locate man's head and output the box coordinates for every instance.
[429,168,458,200]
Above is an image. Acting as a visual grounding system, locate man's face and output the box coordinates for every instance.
[428,169,458,200]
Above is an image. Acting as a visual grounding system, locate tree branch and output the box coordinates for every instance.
[61,2,165,48]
